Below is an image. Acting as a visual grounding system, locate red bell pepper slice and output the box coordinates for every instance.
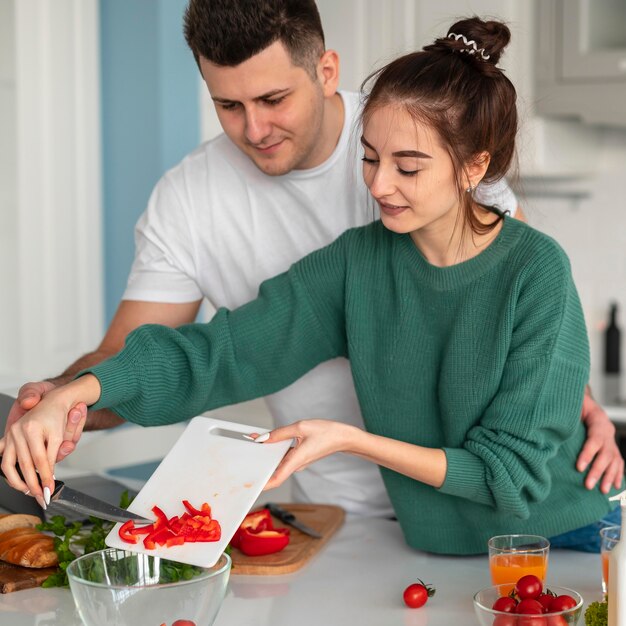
[165,535,185,548]
[118,520,138,543]
[182,500,212,517]
[129,523,153,535]
[230,508,274,549]
[152,505,170,527]
[238,527,290,556]
[144,526,175,550]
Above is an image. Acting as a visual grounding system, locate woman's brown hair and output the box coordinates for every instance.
[361,17,518,237]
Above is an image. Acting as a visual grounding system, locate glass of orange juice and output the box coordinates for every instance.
[488,535,550,593]
[600,525,620,596]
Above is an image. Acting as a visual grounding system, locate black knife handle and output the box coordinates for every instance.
[264,502,295,523]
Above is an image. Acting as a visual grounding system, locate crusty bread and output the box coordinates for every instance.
[0,527,58,568]
[0,513,42,534]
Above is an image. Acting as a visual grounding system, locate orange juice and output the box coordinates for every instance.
[603,551,609,594]
[490,553,547,592]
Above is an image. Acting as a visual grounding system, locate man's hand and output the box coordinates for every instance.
[4,381,86,462]
[577,390,625,493]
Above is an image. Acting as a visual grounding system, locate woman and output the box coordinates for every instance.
[1,17,619,554]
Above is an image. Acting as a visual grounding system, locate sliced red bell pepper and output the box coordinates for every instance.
[117,500,222,550]
[182,500,211,517]
[165,535,186,548]
[230,508,274,549]
[238,527,290,556]
[118,520,138,543]
[144,526,175,550]
[152,505,169,527]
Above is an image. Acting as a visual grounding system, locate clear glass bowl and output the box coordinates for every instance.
[473,584,583,626]
[67,548,231,626]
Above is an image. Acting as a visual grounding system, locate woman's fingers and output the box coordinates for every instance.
[2,419,61,509]
[1,436,34,500]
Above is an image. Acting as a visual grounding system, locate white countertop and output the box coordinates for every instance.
[0,516,604,626]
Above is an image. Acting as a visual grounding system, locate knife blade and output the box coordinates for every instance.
[0,456,152,525]
[264,502,322,538]
[49,481,153,524]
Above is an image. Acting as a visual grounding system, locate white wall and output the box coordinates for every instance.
[0,0,104,390]
[0,0,18,389]
[528,127,626,394]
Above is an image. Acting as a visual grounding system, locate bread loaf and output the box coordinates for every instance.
[0,513,42,534]
[0,527,58,568]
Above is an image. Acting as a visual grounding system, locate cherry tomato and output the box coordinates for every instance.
[548,595,577,612]
[493,615,518,626]
[517,616,547,626]
[172,621,196,626]
[492,596,518,613]
[545,616,568,626]
[515,575,543,600]
[515,598,545,614]
[536,593,554,612]
[402,580,435,608]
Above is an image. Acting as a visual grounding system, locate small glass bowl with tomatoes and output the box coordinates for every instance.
[473,579,583,626]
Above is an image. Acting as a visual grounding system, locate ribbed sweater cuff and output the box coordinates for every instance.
[440,448,493,503]
[76,353,140,411]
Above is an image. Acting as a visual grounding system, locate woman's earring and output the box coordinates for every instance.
[466,184,475,193]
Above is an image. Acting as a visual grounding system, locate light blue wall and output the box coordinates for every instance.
[100,0,200,323]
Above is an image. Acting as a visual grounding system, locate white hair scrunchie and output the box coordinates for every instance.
[448,32,490,61]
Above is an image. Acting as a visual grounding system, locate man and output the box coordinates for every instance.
[5,0,622,514]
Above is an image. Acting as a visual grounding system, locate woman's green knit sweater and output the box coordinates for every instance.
[87,217,614,554]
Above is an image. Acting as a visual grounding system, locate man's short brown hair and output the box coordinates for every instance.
[184,0,325,77]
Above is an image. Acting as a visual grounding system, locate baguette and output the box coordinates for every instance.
[0,513,42,534]
[0,527,58,568]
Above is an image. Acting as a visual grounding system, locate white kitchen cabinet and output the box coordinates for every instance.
[536,0,626,127]
[0,0,103,388]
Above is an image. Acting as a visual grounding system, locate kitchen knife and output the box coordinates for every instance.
[264,502,322,538]
[0,457,152,525]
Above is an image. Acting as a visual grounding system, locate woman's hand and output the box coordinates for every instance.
[0,375,100,508]
[256,419,359,490]
[257,418,447,492]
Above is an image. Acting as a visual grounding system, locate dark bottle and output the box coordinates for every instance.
[605,302,621,374]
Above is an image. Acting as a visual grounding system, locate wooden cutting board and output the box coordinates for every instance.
[230,503,344,575]
[0,561,56,594]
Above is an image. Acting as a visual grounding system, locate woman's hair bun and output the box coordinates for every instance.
[427,16,511,67]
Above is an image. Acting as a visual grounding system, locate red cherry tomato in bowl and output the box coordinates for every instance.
[515,575,543,600]
[516,598,545,614]
[536,593,554,612]
[403,580,435,608]
[548,594,577,612]
[517,617,547,626]
[492,596,518,613]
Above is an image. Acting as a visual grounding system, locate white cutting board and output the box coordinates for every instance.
[105,416,291,567]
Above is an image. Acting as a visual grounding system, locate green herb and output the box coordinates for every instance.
[585,600,608,626]
[37,510,115,588]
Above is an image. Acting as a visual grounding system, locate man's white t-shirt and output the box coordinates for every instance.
[124,91,517,517]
